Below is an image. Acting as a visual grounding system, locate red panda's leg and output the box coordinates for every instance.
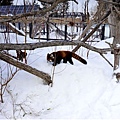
[53,58,62,66]
[68,58,73,65]
[63,58,67,63]
[57,58,62,64]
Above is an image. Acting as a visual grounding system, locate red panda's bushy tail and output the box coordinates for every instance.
[72,52,87,64]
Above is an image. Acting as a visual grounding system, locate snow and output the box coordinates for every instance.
[9,23,25,36]
[1,0,120,119]
[1,31,120,119]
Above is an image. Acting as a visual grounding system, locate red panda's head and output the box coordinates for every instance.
[47,53,55,62]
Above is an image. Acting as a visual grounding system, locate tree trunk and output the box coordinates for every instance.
[108,1,120,70]
[113,19,120,70]
[0,52,52,85]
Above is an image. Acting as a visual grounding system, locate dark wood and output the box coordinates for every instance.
[46,23,49,40]
[65,24,67,40]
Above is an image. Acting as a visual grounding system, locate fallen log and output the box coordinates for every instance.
[0,52,52,85]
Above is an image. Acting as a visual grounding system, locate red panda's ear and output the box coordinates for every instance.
[47,53,50,62]
[47,53,50,56]
[47,53,49,59]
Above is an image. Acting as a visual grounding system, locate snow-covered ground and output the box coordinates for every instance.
[1,30,120,119]
[1,0,120,119]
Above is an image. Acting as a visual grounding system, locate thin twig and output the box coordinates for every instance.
[2,69,19,87]
[114,6,120,15]
[51,66,55,87]
[101,0,120,6]
[100,53,113,67]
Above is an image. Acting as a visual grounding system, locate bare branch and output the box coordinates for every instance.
[0,40,111,54]
[0,0,70,23]
[114,6,120,15]
[100,0,120,6]
[38,0,57,4]
[72,9,111,52]
[2,69,19,87]
[100,53,113,67]
[0,52,52,85]
[38,0,78,4]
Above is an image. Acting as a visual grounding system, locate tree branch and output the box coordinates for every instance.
[100,0,120,6]
[38,0,78,4]
[0,0,70,23]
[100,53,113,67]
[0,52,52,85]
[72,9,111,52]
[114,6,120,15]
[0,41,111,54]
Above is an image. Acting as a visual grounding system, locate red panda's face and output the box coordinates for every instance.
[47,53,55,62]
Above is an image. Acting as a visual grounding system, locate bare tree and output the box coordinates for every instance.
[108,0,120,70]
[0,0,74,103]
[94,0,120,82]
[0,0,120,96]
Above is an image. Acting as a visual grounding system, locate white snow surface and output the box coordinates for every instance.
[1,0,120,119]
[1,32,120,119]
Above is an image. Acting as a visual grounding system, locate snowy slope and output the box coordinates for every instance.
[1,0,120,119]
[1,32,120,119]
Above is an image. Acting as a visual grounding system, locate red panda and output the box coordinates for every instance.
[47,50,87,66]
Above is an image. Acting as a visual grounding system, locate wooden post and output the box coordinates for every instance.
[76,23,78,32]
[100,24,105,40]
[43,25,45,35]
[113,48,120,70]
[29,23,32,38]
[82,23,87,38]
[46,23,49,41]
[65,24,67,40]
[18,22,21,30]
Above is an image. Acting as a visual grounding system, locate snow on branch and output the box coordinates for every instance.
[38,0,78,4]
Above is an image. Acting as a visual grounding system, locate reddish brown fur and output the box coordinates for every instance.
[47,51,87,66]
